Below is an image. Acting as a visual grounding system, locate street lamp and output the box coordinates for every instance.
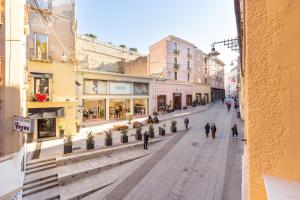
[208,38,239,58]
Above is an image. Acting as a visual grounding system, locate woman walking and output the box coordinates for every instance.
[204,123,210,138]
[211,123,217,139]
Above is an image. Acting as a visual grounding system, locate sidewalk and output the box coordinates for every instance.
[27,103,213,161]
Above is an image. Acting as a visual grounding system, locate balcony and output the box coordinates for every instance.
[29,48,52,63]
[174,64,180,69]
[173,49,180,55]
[188,53,192,59]
[187,66,191,71]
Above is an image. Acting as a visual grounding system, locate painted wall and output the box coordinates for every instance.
[244,0,300,199]
[123,56,148,76]
[155,81,193,109]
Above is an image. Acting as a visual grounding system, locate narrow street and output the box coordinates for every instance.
[85,101,244,200]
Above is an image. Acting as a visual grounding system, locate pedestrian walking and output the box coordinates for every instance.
[143,131,149,149]
[222,97,225,104]
[205,123,210,138]
[211,123,217,139]
[184,117,189,131]
[226,101,231,111]
[231,124,239,138]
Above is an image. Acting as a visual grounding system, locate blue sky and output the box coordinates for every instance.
[77,0,238,68]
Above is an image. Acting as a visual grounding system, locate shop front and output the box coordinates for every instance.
[78,72,154,123]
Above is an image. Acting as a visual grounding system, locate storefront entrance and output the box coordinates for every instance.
[173,93,182,110]
[157,95,166,111]
[186,95,192,106]
[83,100,106,121]
[133,99,148,116]
[109,99,130,120]
[37,118,56,138]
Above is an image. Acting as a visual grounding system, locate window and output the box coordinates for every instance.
[187,61,190,68]
[34,33,48,61]
[187,48,190,54]
[205,78,207,84]
[204,57,207,65]
[34,77,49,95]
[188,73,190,82]
[174,72,177,80]
[174,57,177,64]
[35,0,49,10]
[173,42,177,50]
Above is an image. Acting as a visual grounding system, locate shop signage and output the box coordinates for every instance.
[109,82,132,94]
[133,83,149,95]
[13,116,33,133]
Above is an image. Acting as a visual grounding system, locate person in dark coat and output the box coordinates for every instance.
[231,124,238,138]
[184,117,189,130]
[211,123,217,139]
[143,131,149,149]
[204,123,210,138]
[226,101,231,111]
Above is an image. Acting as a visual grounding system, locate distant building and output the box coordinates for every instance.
[148,35,195,111]
[208,57,225,102]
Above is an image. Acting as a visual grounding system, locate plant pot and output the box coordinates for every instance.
[149,131,154,138]
[171,126,177,133]
[121,135,128,143]
[105,138,113,146]
[135,133,142,140]
[59,129,64,138]
[159,129,165,136]
[86,141,94,150]
[64,145,72,154]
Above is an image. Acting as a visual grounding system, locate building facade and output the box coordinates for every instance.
[209,57,225,102]
[25,0,77,141]
[76,35,154,124]
[192,49,211,103]
[0,0,27,198]
[235,0,300,199]
[148,35,195,111]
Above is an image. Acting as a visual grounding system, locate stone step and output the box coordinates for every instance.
[25,163,57,175]
[22,181,59,197]
[58,152,149,185]
[27,157,56,166]
[26,160,56,170]
[24,174,57,185]
[23,176,58,191]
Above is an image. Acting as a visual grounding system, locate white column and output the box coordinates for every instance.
[105,98,110,120]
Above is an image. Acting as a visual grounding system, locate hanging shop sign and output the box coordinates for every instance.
[13,116,33,133]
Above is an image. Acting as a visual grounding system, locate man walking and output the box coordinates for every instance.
[205,123,210,138]
[184,117,189,131]
[231,124,239,138]
[211,123,217,139]
[143,131,149,149]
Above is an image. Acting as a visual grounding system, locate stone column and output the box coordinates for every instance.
[105,98,110,121]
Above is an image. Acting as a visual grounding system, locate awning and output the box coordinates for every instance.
[28,107,64,119]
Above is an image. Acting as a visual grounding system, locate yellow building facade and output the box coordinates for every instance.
[26,0,77,141]
[240,0,300,199]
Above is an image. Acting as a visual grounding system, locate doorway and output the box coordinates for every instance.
[37,118,56,138]
[173,93,182,110]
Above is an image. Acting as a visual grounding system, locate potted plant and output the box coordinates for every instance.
[86,131,95,150]
[135,125,142,140]
[59,123,65,138]
[133,121,143,128]
[148,124,155,138]
[64,133,73,154]
[120,128,128,143]
[99,108,105,118]
[166,104,172,113]
[171,120,177,133]
[159,125,166,136]
[104,130,113,146]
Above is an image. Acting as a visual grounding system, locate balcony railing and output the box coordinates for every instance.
[187,66,191,71]
[29,48,52,63]
[188,53,192,58]
[174,64,180,69]
[173,49,180,55]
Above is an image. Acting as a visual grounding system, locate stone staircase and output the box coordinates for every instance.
[22,158,60,200]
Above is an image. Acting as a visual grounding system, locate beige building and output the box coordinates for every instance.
[208,57,225,102]
[26,0,77,141]
[0,0,27,199]
[148,35,196,110]
[192,49,211,103]
[235,0,300,199]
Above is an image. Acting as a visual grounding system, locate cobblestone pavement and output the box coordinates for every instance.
[97,100,241,200]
